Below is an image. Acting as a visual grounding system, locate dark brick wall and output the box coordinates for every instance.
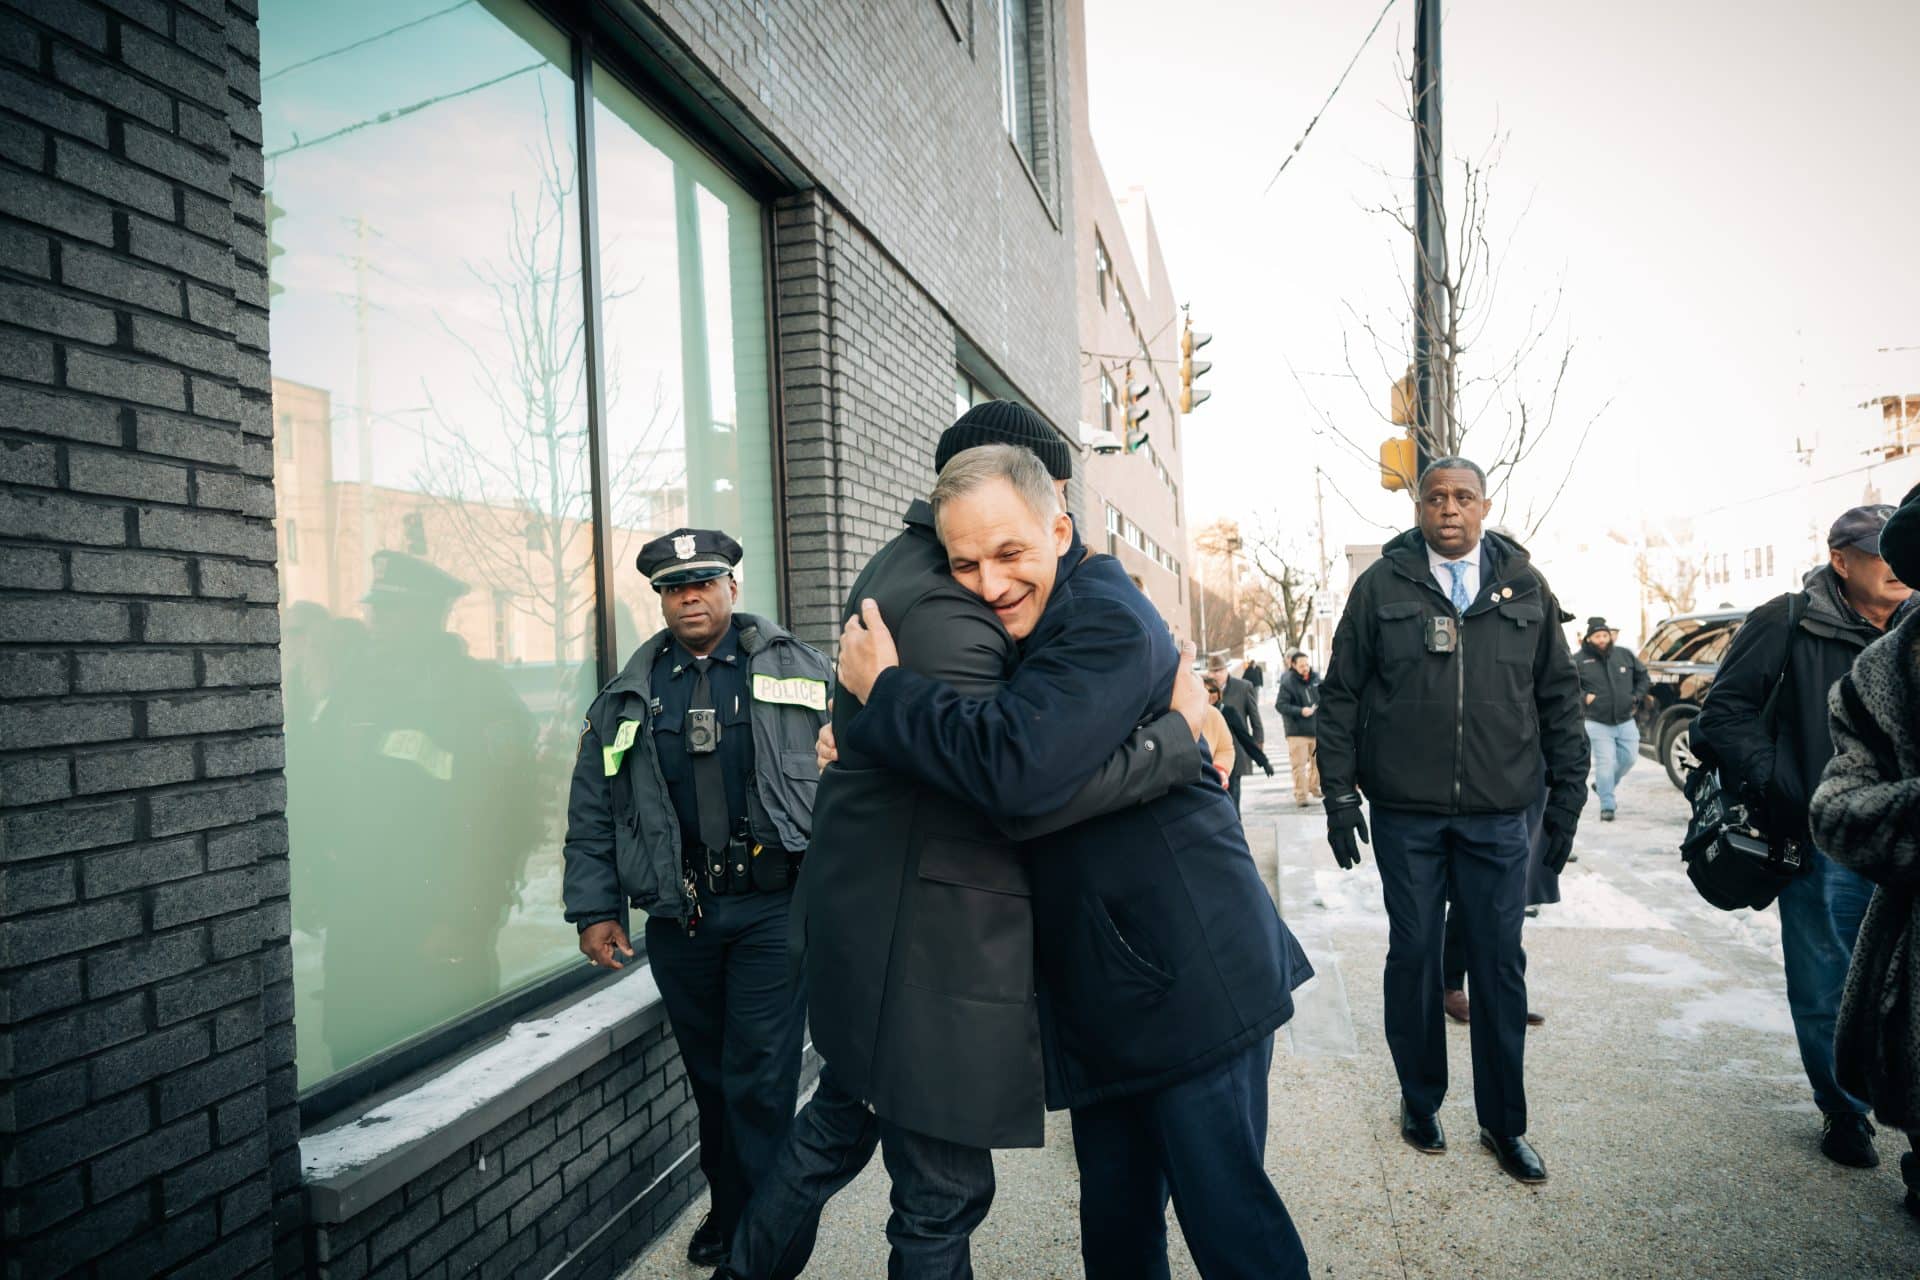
[307,1016,703,1280]
[0,1,295,1277]
[651,0,1081,431]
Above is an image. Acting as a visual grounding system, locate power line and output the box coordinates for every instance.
[1261,0,1400,196]
[262,1,475,83]
[265,62,544,160]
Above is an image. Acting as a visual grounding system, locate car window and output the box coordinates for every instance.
[1670,619,1740,663]
[1647,619,1701,660]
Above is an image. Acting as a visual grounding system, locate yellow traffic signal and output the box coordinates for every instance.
[1180,320,1212,413]
[1380,435,1416,491]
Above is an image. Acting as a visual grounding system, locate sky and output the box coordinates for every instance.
[1083,0,1920,573]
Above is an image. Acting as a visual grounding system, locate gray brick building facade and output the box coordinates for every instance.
[0,1,1081,1276]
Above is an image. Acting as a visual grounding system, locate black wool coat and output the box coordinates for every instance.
[801,503,1191,1149]
[847,537,1313,1108]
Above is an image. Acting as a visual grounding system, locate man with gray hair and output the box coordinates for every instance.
[1207,651,1265,810]
[1316,456,1587,1184]
[835,442,1315,1280]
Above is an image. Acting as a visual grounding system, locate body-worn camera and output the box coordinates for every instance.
[685,708,720,754]
[1424,615,1458,654]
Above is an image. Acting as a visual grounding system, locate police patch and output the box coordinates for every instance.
[752,674,828,712]
[602,719,640,776]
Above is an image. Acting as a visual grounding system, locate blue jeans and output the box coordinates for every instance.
[1776,847,1875,1115]
[1071,1036,1308,1280]
[1585,719,1638,812]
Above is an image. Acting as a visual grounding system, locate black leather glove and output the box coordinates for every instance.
[1263,763,1276,777]
[1326,794,1369,870]
[1541,803,1580,874]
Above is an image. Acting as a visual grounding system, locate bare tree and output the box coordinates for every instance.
[1240,523,1322,651]
[1293,95,1612,539]
[1635,528,1705,617]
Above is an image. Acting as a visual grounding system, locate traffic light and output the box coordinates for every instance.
[264,191,286,299]
[1123,366,1151,453]
[1180,319,1212,412]
[1379,433,1416,491]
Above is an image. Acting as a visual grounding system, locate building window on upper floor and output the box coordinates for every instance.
[1099,370,1116,434]
[1766,545,1775,576]
[997,0,1047,189]
[276,410,296,460]
[1115,283,1134,330]
[955,368,993,421]
[284,518,299,565]
[1094,233,1111,308]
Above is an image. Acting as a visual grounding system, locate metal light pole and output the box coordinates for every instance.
[1411,0,1445,469]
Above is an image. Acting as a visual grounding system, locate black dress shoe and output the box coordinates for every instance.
[1480,1129,1547,1183]
[1401,1099,1445,1153]
[1820,1112,1880,1168]
[688,1212,730,1266]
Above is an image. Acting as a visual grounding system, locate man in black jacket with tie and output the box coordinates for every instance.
[1316,457,1587,1185]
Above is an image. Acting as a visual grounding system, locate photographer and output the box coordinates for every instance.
[1695,505,1914,1169]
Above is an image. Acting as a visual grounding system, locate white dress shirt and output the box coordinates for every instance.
[1426,539,1482,608]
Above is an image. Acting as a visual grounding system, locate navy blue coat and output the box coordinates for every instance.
[846,539,1313,1108]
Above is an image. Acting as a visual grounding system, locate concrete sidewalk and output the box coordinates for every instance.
[626,729,1920,1279]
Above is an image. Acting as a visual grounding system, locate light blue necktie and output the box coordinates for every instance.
[1447,561,1470,613]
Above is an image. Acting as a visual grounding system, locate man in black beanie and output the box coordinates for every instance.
[721,402,1203,1280]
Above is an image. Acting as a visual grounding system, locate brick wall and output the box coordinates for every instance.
[306,1013,702,1280]
[649,0,1081,431]
[0,0,297,1276]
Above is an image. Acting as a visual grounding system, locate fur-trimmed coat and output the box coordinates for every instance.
[1810,609,1920,1130]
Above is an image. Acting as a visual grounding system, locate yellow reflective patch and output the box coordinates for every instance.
[752,673,828,712]
[380,729,454,782]
[601,719,640,776]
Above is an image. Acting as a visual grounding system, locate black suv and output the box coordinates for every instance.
[1634,609,1748,790]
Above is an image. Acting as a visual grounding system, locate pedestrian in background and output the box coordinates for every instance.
[1217,679,1274,785]
[1695,503,1916,1169]
[1812,483,1920,1217]
[1317,456,1588,1184]
[1200,676,1237,788]
[1207,653,1265,812]
[1575,617,1649,822]
[1243,657,1265,690]
[1276,650,1323,808]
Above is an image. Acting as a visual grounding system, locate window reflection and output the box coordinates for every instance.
[592,68,776,668]
[262,0,596,1086]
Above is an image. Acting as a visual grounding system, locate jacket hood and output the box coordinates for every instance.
[1800,565,1902,646]
[1383,526,1534,581]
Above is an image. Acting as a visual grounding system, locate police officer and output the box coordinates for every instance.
[1316,458,1587,1185]
[562,529,831,1267]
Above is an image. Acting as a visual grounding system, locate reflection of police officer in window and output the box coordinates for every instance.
[563,529,831,1268]
[318,551,537,1069]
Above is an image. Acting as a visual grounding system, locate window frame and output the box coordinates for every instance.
[285,7,792,1129]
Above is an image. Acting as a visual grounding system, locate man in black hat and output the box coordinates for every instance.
[1697,502,1914,1169]
[561,529,833,1267]
[1574,616,1649,822]
[722,403,1200,1280]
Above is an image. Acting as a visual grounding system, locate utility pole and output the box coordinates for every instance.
[354,215,374,597]
[1411,0,1445,471]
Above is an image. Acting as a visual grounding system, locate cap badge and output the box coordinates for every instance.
[673,534,697,560]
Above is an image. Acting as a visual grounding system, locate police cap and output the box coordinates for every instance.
[638,528,743,590]
[362,549,468,605]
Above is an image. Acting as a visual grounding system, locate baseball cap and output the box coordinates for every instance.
[1828,505,1897,556]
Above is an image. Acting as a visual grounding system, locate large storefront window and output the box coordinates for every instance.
[260,0,776,1090]
[591,68,777,667]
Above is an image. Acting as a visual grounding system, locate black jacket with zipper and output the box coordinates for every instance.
[1276,667,1321,737]
[1576,642,1649,726]
[1317,528,1589,819]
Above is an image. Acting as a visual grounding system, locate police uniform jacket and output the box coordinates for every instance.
[562,612,830,927]
[845,530,1313,1111]
[1317,528,1589,820]
[802,503,1194,1148]
[1576,641,1649,726]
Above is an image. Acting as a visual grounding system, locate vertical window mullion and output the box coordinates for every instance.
[573,36,618,688]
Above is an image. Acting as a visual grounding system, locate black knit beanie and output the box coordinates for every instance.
[936,400,1073,481]
[1882,482,1920,588]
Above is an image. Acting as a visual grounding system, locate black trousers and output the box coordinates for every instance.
[1372,807,1531,1136]
[1227,771,1243,812]
[727,1066,995,1280]
[1071,1036,1308,1280]
[645,889,806,1234]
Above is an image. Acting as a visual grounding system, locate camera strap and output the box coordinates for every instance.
[688,658,731,860]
